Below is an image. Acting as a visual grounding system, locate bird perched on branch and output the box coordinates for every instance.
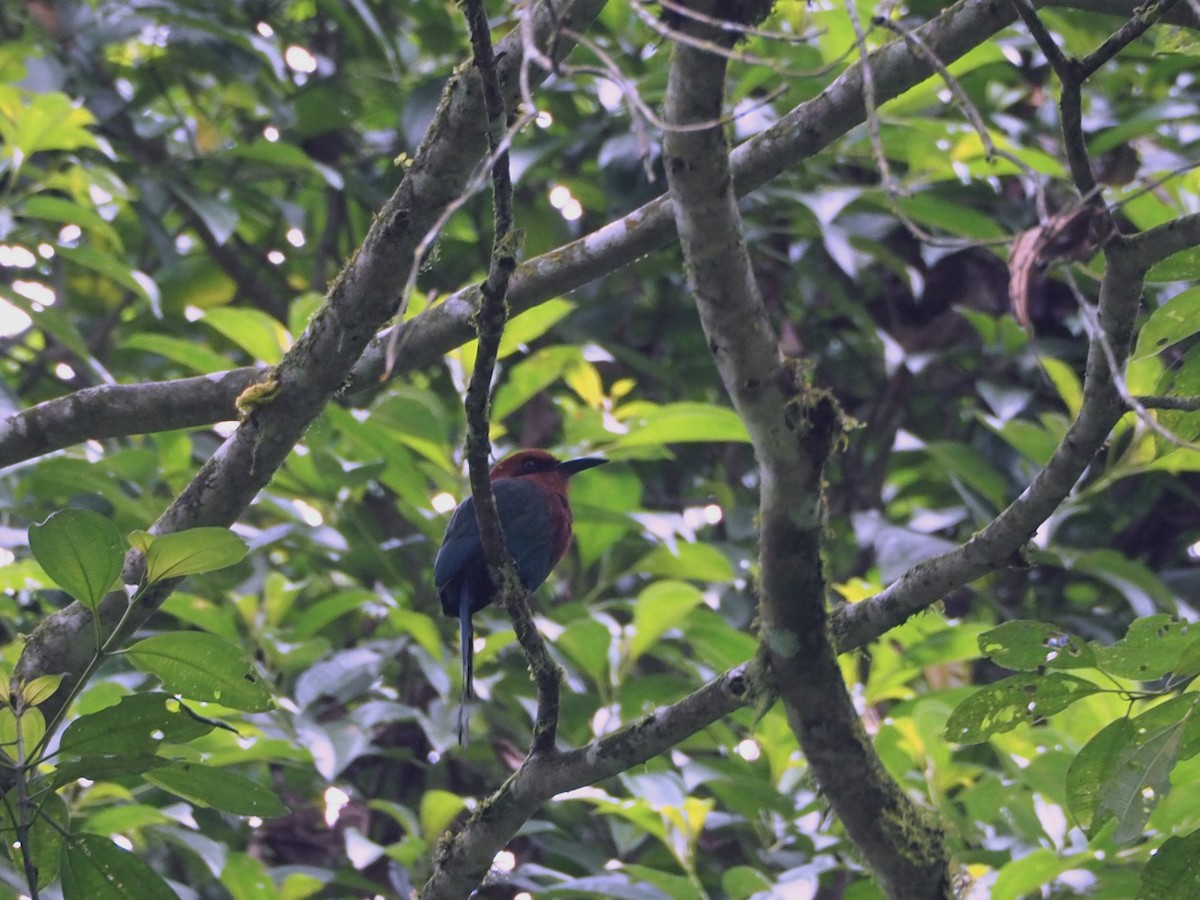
[434,449,607,745]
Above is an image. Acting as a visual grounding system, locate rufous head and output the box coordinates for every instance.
[489,449,608,490]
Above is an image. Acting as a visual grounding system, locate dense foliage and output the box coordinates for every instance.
[1,0,1200,897]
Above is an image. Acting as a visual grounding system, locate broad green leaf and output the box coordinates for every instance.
[143,527,248,583]
[202,306,290,364]
[1138,829,1200,899]
[125,634,273,711]
[9,92,98,160]
[1094,615,1200,681]
[628,581,704,664]
[55,244,154,304]
[1133,287,1200,361]
[638,543,734,583]
[60,833,177,900]
[978,620,1096,670]
[923,441,1010,510]
[458,299,575,374]
[1100,717,1187,844]
[221,852,275,900]
[945,673,1101,743]
[492,345,582,421]
[612,402,750,448]
[169,183,240,246]
[555,617,612,684]
[419,789,466,839]
[21,673,64,706]
[1040,356,1084,418]
[1146,247,1200,283]
[19,194,119,246]
[50,755,168,789]
[2,787,67,890]
[58,693,215,758]
[28,509,124,609]
[991,847,1078,900]
[1067,717,1136,829]
[721,865,773,900]
[0,706,45,762]
[145,762,288,817]
[290,589,375,639]
[121,334,233,374]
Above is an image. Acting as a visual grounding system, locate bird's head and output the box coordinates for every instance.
[489,449,607,492]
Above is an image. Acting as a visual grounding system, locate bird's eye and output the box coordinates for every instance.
[521,458,539,472]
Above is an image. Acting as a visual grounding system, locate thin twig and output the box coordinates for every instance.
[461,0,563,755]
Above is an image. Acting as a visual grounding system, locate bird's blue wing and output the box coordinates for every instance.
[493,479,559,590]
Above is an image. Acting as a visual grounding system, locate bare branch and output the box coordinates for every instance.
[0,369,262,470]
[459,0,564,756]
[661,2,951,896]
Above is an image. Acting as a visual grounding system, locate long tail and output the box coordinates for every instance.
[458,587,473,747]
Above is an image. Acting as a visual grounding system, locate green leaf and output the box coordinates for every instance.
[125,634,273,711]
[55,244,155,304]
[945,673,1101,743]
[1133,287,1200,361]
[0,706,45,762]
[19,194,119,246]
[58,693,216,758]
[169,182,240,246]
[202,307,290,364]
[2,787,67,890]
[458,298,575,373]
[555,617,612,684]
[145,762,288,817]
[1094,615,1200,681]
[638,543,734,583]
[612,402,750,448]
[22,673,64,706]
[1099,717,1187,844]
[28,509,124,609]
[978,620,1096,670]
[143,528,248,583]
[991,847,1076,900]
[1138,829,1200,899]
[1146,247,1200,283]
[492,345,582,421]
[122,333,233,374]
[1067,717,1135,829]
[419,789,466,839]
[60,833,177,900]
[629,581,705,665]
[50,756,168,790]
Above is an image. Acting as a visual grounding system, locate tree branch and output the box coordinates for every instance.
[661,3,951,897]
[0,369,263,469]
[459,0,564,755]
[11,0,608,734]
[419,659,757,900]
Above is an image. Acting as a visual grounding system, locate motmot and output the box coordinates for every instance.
[434,449,607,745]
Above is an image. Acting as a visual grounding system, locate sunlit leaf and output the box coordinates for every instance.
[28,509,124,609]
[125,634,272,711]
[143,528,248,583]
[145,762,288,817]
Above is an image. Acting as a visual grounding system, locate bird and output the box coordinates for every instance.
[434,449,607,745]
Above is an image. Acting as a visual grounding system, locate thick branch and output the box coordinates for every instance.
[0,369,262,469]
[420,660,756,900]
[661,4,951,897]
